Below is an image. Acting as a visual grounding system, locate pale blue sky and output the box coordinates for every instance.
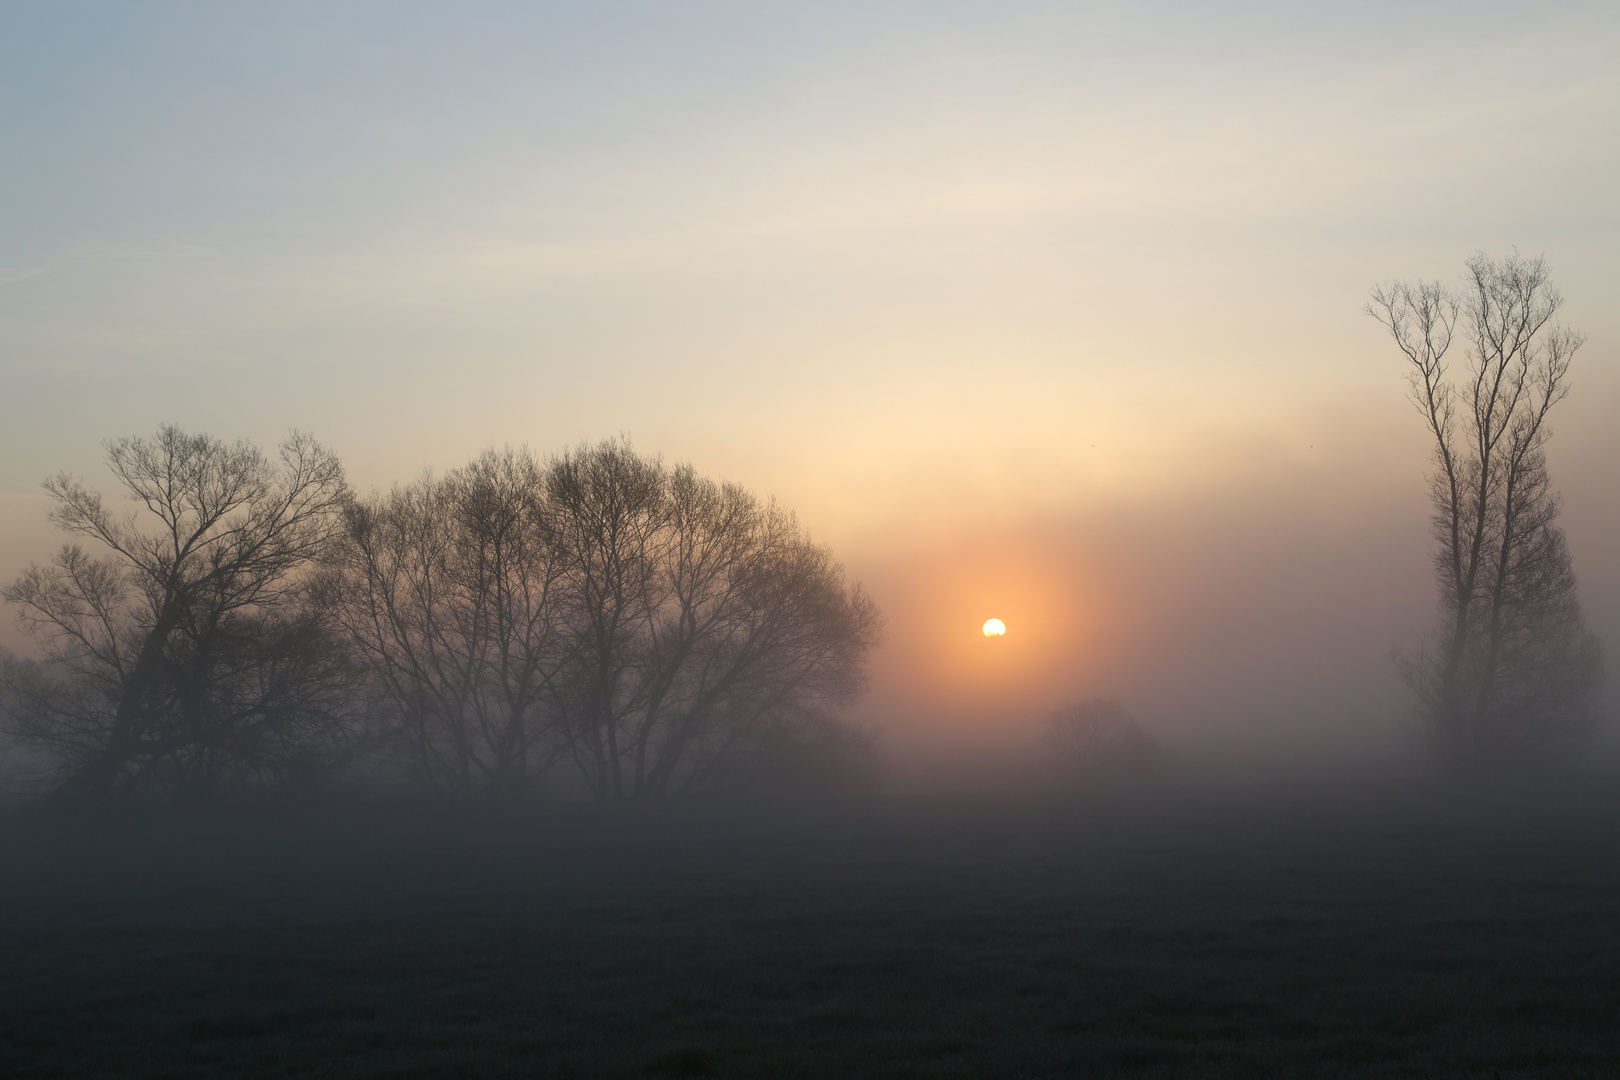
[4,1,1617,758]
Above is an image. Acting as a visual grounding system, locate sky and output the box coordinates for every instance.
[3,1,1618,774]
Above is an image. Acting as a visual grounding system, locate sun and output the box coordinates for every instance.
[982,618,1006,637]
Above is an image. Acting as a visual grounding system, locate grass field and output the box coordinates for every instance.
[2,776,1618,1078]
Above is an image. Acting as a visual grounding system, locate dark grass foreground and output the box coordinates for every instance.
[2,779,1619,1079]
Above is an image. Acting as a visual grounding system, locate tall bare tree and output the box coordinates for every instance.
[332,449,570,800]
[0,426,355,803]
[1370,253,1602,761]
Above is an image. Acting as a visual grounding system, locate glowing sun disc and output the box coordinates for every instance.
[982,618,1006,637]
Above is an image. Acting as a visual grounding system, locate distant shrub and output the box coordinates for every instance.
[1043,698,1166,781]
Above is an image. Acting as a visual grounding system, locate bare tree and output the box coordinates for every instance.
[545,442,882,801]
[333,441,879,802]
[1369,253,1602,762]
[542,442,671,800]
[0,426,356,804]
[332,449,570,800]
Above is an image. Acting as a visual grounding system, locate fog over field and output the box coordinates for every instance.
[2,3,1619,1076]
[5,779,1620,1079]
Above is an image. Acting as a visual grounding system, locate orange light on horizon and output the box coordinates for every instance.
[852,527,1112,730]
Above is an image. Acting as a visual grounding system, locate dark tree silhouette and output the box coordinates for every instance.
[333,449,569,800]
[544,442,881,801]
[4,434,880,805]
[0,426,356,804]
[334,441,881,802]
[1369,253,1602,762]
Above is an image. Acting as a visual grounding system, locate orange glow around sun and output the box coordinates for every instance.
[852,527,1110,728]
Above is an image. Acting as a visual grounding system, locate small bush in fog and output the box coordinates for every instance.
[1043,698,1165,781]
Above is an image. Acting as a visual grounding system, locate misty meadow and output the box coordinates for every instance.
[3,253,1618,1078]
[2,254,1604,807]
[4,2,1619,1077]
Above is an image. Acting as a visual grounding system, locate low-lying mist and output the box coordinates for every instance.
[5,771,1620,1078]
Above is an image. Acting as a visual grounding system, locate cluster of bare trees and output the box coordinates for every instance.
[1370,253,1603,763]
[1,431,880,806]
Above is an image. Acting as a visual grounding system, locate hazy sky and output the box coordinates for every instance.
[3,1,1617,768]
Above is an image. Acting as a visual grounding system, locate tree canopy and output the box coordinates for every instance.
[1,429,881,806]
